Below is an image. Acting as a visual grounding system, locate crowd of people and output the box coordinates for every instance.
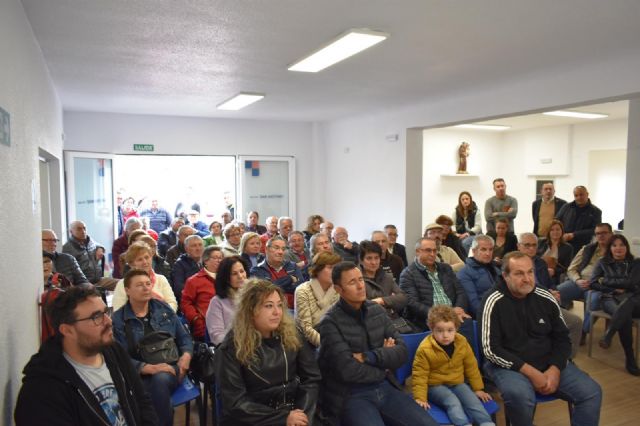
[19,178,639,425]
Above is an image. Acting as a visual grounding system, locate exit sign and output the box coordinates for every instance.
[133,144,154,152]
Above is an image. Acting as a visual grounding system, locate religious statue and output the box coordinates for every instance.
[457,141,470,174]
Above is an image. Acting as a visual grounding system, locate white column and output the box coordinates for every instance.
[624,98,640,255]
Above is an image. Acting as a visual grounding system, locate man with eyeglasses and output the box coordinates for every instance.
[42,229,89,286]
[557,223,614,343]
[15,285,157,425]
[384,224,408,267]
[251,236,304,307]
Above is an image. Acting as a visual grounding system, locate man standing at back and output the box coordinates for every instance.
[480,252,601,426]
[485,178,518,233]
[317,261,438,426]
[555,185,602,254]
[532,182,566,238]
[15,286,157,425]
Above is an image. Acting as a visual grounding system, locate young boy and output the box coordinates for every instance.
[412,305,495,426]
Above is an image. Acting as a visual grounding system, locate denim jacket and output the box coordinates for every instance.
[112,298,193,371]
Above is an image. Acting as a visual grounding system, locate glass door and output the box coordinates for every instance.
[64,151,116,267]
[237,156,296,222]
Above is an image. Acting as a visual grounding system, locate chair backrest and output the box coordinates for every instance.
[395,331,430,385]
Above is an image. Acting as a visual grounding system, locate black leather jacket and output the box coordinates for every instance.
[216,331,320,425]
[590,257,640,295]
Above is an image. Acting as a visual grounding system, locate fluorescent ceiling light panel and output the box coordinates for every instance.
[217,92,265,110]
[543,110,608,119]
[288,28,389,72]
[454,124,511,131]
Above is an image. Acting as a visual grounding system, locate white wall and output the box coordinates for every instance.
[420,119,628,237]
[0,0,63,423]
[321,43,640,244]
[63,111,317,227]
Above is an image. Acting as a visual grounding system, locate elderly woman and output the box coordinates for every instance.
[303,214,324,244]
[294,252,341,347]
[537,219,574,286]
[112,241,177,312]
[487,218,517,266]
[591,234,640,375]
[181,246,224,340]
[221,223,243,257]
[206,256,248,345]
[239,232,264,269]
[216,279,320,426]
[112,269,193,426]
[435,215,467,259]
[452,191,482,254]
[123,230,171,278]
[309,232,333,260]
[359,240,412,332]
[204,220,225,247]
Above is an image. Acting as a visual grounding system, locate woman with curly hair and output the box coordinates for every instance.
[303,214,324,244]
[215,279,321,426]
[452,191,482,254]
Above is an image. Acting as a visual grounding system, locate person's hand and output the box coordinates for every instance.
[343,240,353,250]
[141,363,176,376]
[453,307,471,321]
[548,268,555,277]
[521,363,547,393]
[95,248,105,261]
[475,390,493,402]
[352,353,365,363]
[543,366,561,394]
[576,279,590,290]
[371,297,385,306]
[550,290,561,303]
[383,337,396,348]
[492,212,499,218]
[286,409,308,426]
[296,261,305,269]
[177,353,192,381]
[459,233,470,240]
[414,399,430,409]
[563,233,574,242]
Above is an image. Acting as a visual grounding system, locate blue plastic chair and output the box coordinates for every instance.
[171,375,203,426]
[394,331,430,385]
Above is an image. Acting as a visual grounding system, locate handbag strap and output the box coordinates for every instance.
[123,321,139,359]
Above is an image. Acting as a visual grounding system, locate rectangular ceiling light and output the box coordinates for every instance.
[288,28,389,73]
[543,110,608,119]
[454,124,511,131]
[217,92,265,110]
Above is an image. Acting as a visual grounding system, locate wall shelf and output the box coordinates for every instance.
[440,174,479,177]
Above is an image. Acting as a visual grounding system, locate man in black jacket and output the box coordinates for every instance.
[555,185,602,253]
[15,286,157,426]
[317,262,437,426]
[480,252,601,426]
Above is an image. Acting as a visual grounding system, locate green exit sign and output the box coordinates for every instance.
[133,144,154,152]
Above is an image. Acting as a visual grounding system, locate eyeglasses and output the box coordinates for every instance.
[70,308,111,326]
[42,238,59,243]
[419,248,437,253]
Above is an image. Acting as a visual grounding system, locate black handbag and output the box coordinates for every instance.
[125,323,179,364]
[191,341,216,383]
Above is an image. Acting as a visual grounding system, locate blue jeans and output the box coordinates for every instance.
[341,380,438,426]
[428,383,494,426]
[142,370,179,426]
[484,361,601,426]
[557,281,601,332]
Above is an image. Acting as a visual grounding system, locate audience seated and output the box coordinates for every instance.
[400,238,470,330]
[435,215,467,260]
[284,230,311,281]
[205,256,248,345]
[245,210,267,235]
[203,220,224,246]
[484,178,518,233]
[277,216,294,243]
[385,224,408,267]
[112,241,177,312]
[259,215,279,253]
[239,231,264,269]
[424,223,465,272]
[42,229,89,286]
[165,225,195,268]
[112,269,193,426]
[220,223,242,257]
[186,210,210,238]
[486,218,518,266]
[457,235,500,318]
[532,182,566,238]
[309,232,333,260]
[294,252,341,347]
[536,219,574,287]
[215,279,320,426]
[590,234,640,375]
[371,230,404,282]
[331,226,360,263]
[170,235,204,304]
[303,214,323,244]
[452,191,483,255]
[319,220,334,238]
[112,217,143,278]
[157,217,185,257]
[181,246,223,340]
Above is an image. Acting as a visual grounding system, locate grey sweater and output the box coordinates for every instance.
[484,195,518,233]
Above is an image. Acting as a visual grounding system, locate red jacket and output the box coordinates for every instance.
[181,269,216,338]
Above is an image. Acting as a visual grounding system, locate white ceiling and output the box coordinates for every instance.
[20,0,640,122]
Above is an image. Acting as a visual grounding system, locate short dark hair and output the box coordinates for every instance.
[331,261,358,286]
[359,240,382,261]
[606,234,633,262]
[595,223,613,232]
[46,285,102,335]
[435,215,454,227]
[123,269,150,288]
[501,251,531,275]
[215,256,249,299]
[493,178,505,185]
[203,245,222,262]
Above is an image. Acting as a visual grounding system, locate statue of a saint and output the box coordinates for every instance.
[457,142,470,174]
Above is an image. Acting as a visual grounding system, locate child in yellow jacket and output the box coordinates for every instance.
[412,306,495,426]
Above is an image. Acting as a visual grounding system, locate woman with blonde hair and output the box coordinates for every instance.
[216,279,320,426]
[111,241,177,312]
[303,214,324,244]
[239,231,264,268]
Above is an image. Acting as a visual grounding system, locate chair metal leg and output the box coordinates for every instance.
[588,315,596,357]
[185,400,191,425]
